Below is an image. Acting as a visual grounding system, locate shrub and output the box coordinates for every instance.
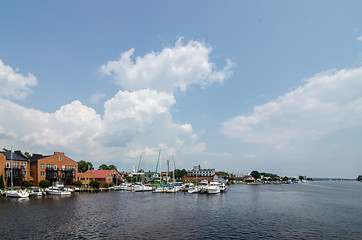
[0,175,5,189]
[74,180,82,187]
[39,179,51,188]
[22,180,32,188]
[89,180,100,189]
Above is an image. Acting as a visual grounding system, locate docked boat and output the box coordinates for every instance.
[153,186,167,193]
[219,183,227,192]
[6,189,30,198]
[29,187,45,196]
[198,180,209,194]
[132,183,152,192]
[46,182,72,195]
[188,185,199,194]
[207,179,221,194]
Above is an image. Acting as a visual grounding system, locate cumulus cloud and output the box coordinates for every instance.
[0,99,102,151]
[221,67,362,147]
[0,38,232,168]
[99,38,234,93]
[0,60,37,100]
[357,36,362,41]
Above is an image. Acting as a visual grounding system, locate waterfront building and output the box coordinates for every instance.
[30,152,78,186]
[0,150,31,187]
[183,165,217,183]
[78,170,122,187]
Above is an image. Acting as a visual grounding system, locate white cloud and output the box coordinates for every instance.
[0,39,231,169]
[99,38,234,93]
[221,67,362,147]
[0,60,37,100]
[357,36,362,41]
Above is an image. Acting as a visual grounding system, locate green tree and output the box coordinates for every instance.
[175,169,187,180]
[22,180,32,188]
[39,179,51,188]
[125,175,132,182]
[89,180,100,189]
[108,165,117,170]
[299,175,305,181]
[24,152,31,158]
[357,175,362,181]
[0,174,5,189]
[74,180,82,187]
[78,160,94,173]
[98,164,109,170]
[2,148,10,152]
[103,182,109,188]
[251,170,261,180]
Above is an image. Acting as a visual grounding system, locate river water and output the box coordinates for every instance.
[1,181,362,239]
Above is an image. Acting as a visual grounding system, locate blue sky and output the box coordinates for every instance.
[1,1,362,178]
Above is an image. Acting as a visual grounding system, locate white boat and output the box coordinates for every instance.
[207,180,221,194]
[46,189,71,195]
[219,183,227,192]
[6,189,30,198]
[133,183,153,192]
[165,186,178,193]
[46,182,72,195]
[29,187,45,196]
[188,185,198,194]
[153,186,167,193]
[198,180,209,194]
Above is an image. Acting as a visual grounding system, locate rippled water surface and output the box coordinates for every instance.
[1,181,362,239]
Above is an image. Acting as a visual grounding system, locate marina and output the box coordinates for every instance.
[1,181,362,239]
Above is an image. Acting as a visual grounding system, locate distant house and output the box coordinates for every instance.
[183,165,217,183]
[30,152,78,186]
[244,175,256,182]
[78,170,122,187]
[0,150,31,187]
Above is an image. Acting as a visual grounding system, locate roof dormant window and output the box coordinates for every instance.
[58,156,62,161]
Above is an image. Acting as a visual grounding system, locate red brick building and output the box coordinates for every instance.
[30,152,78,186]
[0,150,31,187]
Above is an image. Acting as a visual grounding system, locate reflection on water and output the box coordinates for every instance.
[1,181,362,239]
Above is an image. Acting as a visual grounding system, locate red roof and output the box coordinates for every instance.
[86,170,115,179]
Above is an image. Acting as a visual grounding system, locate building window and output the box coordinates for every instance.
[22,171,27,176]
[72,173,75,178]
[41,171,45,176]
[66,165,71,170]
[21,162,27,168]
[6,162,10,168]
[46,164,53,169]
[72,166,76,170]
[12,162,19,167]
[58,156,62,161]
[54,164,57,170]
[54,172,57,177]
[41,163,45,169]
[81,178,85,180]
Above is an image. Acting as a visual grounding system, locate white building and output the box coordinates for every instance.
[187,165,215,177]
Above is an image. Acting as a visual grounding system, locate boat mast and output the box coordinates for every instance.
[10,146,13,190]
[153,149,161,187]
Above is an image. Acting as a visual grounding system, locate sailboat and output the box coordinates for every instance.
[6,149,29,198]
